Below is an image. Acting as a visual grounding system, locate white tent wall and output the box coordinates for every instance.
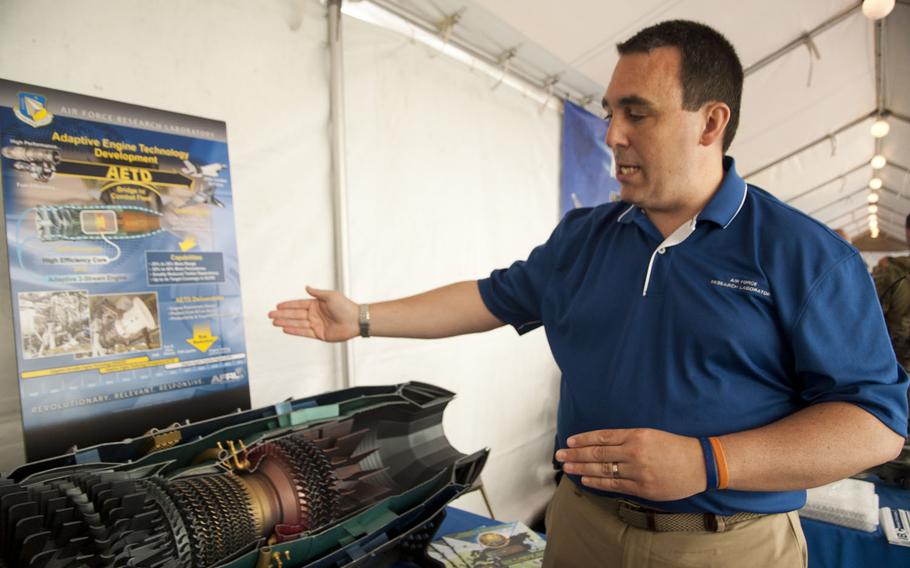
[342,15,562,522]
[0,0,336,471]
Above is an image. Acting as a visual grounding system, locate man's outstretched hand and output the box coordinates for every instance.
[269,286,359,342]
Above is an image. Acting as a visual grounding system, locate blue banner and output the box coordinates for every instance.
[0,80,250,460]
[560,100,620,217]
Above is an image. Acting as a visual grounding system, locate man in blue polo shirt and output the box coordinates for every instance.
[269,20,907,567]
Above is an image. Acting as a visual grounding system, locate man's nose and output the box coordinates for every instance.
[605,117,627,151]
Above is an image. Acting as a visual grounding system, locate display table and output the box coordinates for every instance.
[429,481,910,568]
[800,480,910,567]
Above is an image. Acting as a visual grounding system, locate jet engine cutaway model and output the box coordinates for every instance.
[0,382,488,567]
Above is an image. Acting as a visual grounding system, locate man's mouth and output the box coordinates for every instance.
[617,164,641,177]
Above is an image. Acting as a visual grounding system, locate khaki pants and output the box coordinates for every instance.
[543,477,808,568]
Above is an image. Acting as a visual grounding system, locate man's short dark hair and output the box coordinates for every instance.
[617,20,744,153]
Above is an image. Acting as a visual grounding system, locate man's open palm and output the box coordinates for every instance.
[269,286,358,342]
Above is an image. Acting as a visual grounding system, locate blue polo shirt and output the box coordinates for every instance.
[478,157,909,515]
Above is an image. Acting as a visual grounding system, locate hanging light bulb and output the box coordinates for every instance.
[871,118,891,138]
[871,228,880,238]
[868,192,880,203]
[871,154,887,169]
[869,177,883,190]
[862,0,895,20]
[868,204,879,214]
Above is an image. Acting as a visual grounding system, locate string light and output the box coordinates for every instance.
[868,205,879,214]
[871,118,891,138]
[869,178,883,190]
[871,155,887,169]
[862,0,895,20]
[868,192,880,204]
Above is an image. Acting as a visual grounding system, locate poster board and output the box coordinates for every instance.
[0,79,250,460]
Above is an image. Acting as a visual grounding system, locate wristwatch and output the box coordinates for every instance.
[359,304,370,338]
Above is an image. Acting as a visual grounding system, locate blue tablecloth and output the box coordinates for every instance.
[433,481,910,568]
[438,506,503,535]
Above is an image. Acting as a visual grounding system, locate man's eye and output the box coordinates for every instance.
[628,112,645,121]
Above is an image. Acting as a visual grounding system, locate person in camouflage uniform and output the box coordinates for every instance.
[876,257,910,370]
[870,216,910,486]
[874,215,910,372]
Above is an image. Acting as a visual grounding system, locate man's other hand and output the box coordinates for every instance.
[269,286,359,342]
[555,428,707,502]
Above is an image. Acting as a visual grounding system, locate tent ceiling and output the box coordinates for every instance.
[375,0,909,242]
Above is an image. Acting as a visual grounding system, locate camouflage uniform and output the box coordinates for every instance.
[873,255,910,484]
[875,256,910,371]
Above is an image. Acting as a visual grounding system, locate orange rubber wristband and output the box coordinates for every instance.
[709,437,729,490]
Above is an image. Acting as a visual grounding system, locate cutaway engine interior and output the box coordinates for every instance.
[0,382,487,568]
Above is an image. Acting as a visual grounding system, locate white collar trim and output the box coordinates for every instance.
[723,183,748,229]
[617,205,636,222]
[642,217,698,296]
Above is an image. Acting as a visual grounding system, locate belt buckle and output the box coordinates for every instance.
[617,500,659,531]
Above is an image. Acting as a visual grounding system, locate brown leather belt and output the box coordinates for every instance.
[616,500,766,533]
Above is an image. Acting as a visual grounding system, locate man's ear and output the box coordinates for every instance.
[699,102,731,148]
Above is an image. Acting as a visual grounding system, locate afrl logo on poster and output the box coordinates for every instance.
[13,91,54,128]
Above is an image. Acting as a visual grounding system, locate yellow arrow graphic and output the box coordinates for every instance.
[186,323,218,353]
[179,236,197,251]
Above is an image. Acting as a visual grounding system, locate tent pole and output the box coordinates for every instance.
[743,2,861,77]
[783,162,868,204]
[328,0,354,389]
[743,111,876,180]
[363,0,578,111]
[874,19,885,158]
